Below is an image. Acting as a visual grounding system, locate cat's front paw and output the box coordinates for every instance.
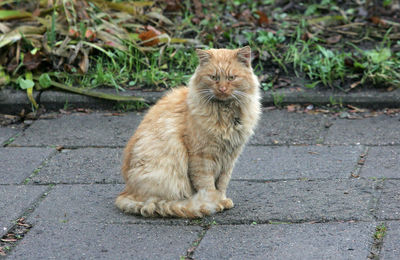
[220,198,234,210]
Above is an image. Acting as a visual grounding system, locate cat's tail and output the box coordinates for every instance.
[115,190,233,219]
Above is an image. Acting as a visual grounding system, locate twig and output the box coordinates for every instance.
[332,22,366,29]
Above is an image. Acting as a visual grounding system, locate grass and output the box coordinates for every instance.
[374,223,387,240]
[1,0,400,109]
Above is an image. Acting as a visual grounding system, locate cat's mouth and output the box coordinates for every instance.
[213,92,233,102]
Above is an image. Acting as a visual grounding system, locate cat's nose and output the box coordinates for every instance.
[219,86,227,93]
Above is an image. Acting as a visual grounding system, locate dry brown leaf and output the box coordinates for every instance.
[371,16,386,26]
[0,22,10,33]
[255,10,269,27]
[68,27,80,38]
[23,52,44,70]
[17,222,31,227]
[165,0,182,12]
[78,49,89,73]
[1,238,17,243]
[85,29,96,41]
[301,31,314,41]
[238,9,256,23]
[326,34,342,44]
[350,81,361,89]
[139,26,162,46]
[347,104,365,112]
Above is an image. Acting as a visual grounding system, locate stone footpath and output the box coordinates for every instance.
[1,109,399,259]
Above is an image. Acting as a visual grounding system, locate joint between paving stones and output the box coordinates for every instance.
[0,185,55,257]
[1,132,22,147]
[368,222,388,260]
[350,145,369,179]
[369,178,386,222]
[183,225,209,260]
[22,149,60,185]
[203,219,377,226]
[203,217,374,226]
[230,177,360,183]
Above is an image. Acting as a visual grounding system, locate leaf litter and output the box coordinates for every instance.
[0,0,400,108]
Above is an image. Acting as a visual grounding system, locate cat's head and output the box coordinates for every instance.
[191,46,258,103]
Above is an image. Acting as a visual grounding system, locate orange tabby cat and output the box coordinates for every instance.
[116,46,261,218]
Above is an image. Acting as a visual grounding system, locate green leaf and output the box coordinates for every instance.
[354,62,367,69]
[0,67,10,85]
[383,0,392,7]
[18,72,38,109]
[305,4,318,16]
[305,81,320,88]
[0,10,32,20]
[18,78,35,89]
[367,48,391,64]
[39,73,52,88]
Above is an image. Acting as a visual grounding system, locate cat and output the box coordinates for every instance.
[115,46,261,218]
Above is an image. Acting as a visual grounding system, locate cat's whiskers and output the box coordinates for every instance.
[197,89,214,105]
[231,94,242,106]
[233,90,250,100]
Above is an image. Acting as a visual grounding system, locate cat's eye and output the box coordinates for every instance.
[228,75,236,81]
[210,75,220,81]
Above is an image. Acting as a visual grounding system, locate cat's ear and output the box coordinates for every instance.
[196,49,212,65]
[237,46,251,67]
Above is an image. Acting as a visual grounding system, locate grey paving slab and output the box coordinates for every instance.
[28,184,190,226]
[9,222,201,260]
[194,222,375,260]
[233,145,362,180]
[0,147,54,184]
[250,110,329,145]
[30,148,123,184]
[381,221,400,259]
[209,179,375,224]
[377,180,400,220]
[11,112,143,147]
[0,185,47,237]
[325,114,400,145]
[0,126,19,145]
[361,146,400,179]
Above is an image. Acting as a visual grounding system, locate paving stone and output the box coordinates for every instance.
[377,180,400,220]
[27,184,190,226]
[9,222,201,260]
[233,145,362,180]
[250,110,329,145]
[0,185,47,237]
[360,146,400,179]
[30,148,123,184]
[209,179,375,224]
[194,222,375,260]
[381,221,400,259]
[0,126,20,145]
[325,114,400,145]
[0,147,54,184]
[11,112,143,147]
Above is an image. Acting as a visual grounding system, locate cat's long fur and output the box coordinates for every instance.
[116,47,261,218]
